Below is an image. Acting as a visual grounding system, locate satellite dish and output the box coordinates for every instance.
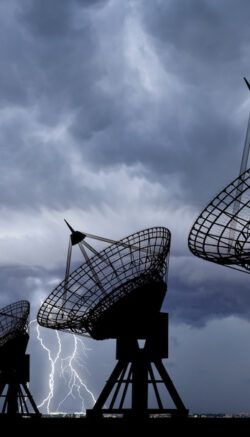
[188,168,250,273]
[38,225,188,418]
[38,226,171,339]
[0,300,40,416]
[0,300,29,348]
[189,79,250,272]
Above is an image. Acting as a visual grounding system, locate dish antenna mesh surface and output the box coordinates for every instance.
[38,225,188,418]
[0,300,29,347]
[0,300,40,416]
[38,226,171,339]
[188,78,250,273]
[188,169,250,273]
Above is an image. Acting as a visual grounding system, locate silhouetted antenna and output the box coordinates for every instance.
[239,77,250,175]
[0,300,29,347]
[244,77,250,91]
[188,79,250,272]
[38,226,188,418]
[188,169,250,272]
[226,78,250,249]
[38,226,170,336]
[0,301,40,416]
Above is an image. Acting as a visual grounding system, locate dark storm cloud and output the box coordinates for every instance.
[165,264,250,327]
[0,0,249,326]
[0,0,249,212]
[70,0,250,204]
[140,0,250,66]
[0,265,60,309]
[0,0,121,209]
[136,0,250,197]
[68,0,250,205]
[0,116,99,209]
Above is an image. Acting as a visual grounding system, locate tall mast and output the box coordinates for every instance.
[239,78,250,175]
[228,78,250,251]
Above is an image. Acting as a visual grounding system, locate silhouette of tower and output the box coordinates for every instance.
[0,300,40,416]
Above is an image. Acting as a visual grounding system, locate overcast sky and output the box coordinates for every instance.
[0,0,249,416]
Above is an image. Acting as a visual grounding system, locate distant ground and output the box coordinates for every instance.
[1,416,250,433]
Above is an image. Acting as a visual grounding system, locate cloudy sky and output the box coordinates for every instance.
[0,0,249,415]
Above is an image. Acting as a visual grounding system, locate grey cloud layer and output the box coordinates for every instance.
[0,0,249,215]
[0,0,249,325]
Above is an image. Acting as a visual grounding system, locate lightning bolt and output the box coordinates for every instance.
[57,334,96,412]
[36,324,62,413]
[29,320,96,414]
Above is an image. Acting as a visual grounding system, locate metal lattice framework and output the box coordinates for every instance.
[0,300,40,416]
[188,169,250,273]
[37,227,171,338]
[0,300,29,348]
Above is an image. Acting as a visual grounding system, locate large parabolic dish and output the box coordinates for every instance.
[0,300,29,347]
[188,168,250,273]
[37,227,171,339]
[189,78,250,273]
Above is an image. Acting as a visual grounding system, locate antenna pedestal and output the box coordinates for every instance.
[0,335,41,417]
[87,313,188,419]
